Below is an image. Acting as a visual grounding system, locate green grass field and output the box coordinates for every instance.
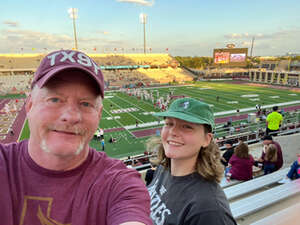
[19,80,300,158]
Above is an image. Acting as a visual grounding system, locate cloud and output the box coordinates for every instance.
[224,28,300,41]
[0,28,135,53]
[3,20,19,27]
[116,0,154,7]
[96,30,110,35]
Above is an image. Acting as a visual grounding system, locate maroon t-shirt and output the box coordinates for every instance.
[0,140,152,225]
[260,141,283,171]
[229,154,254,181]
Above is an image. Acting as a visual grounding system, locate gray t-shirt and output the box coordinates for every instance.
[148,166,236,225]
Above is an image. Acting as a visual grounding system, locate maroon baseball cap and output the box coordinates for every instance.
[31,49,104,98]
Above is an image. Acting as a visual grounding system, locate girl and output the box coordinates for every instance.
[262,144,278,175]
[227,142,254,181]
[147,97,236,225]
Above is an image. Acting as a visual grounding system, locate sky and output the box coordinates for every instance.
[1,0,300,57]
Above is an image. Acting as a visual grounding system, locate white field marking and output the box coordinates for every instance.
[250,98,260,101]
[241,94,259,98]
[116,93,155,110]
[227,101,239,104]
[209,104,214,107]
[104,95,114,99]
[270,96,280,99]
[214,100,300,116]
[107,97,143,123]
[102,107,127,130]
[141,112,155,115]
[288,93,297,96]
[106,116,121,120]
[111,108,139,114]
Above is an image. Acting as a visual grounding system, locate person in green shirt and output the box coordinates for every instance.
[266,106,283,136]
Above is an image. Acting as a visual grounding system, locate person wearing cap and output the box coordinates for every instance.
[258,135,283,171]
[221,139,235,167]
[266,106,283,136]
[147,97,236,225]
[0,50,151,225]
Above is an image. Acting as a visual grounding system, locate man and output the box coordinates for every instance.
[0,50,151,225]
[266,106,283,136]
[221,139,235,167]
[259,135,283,171]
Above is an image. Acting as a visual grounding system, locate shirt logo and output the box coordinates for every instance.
[19,196,70,225]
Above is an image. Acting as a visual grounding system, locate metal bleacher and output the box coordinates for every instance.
[230,178,300,220]
[224,167,290,200]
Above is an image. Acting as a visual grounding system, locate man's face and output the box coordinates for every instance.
[225,143,232,149]
[263,140,272,146]
[26,71,102,160]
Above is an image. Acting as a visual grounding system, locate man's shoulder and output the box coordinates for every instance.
[0,140,27,154]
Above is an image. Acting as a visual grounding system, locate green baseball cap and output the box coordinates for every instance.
[154,97,215,129]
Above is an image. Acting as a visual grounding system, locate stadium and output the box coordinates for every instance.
[1,48,300,224]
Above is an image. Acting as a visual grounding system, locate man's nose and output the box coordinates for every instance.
[60,104,82,124]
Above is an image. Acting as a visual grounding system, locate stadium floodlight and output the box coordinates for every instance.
[139,13,147,54]
[68,8,78,50]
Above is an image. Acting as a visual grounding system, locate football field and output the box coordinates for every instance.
[20,80,300,158]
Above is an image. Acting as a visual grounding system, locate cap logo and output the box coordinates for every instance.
[180,101,190,109]
[47,50,101,75]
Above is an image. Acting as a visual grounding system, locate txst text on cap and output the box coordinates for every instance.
[31,50,104,98]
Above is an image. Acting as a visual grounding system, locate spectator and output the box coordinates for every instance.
[266,106,283,136]
[101,138,105,151]
[221,139,235,167]
[147,97,236,225]
[258,144,278,175]
[145,163,157,186]
[99,128,104,139]
[287,154,300,180]
[260,135,283,171]
[0,50,151,225]
[109,136,116,143]
[227,142,254,181]
[279,154,300,184]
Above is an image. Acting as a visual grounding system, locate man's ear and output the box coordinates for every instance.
[25,95,33,114]
[98,104,103,120]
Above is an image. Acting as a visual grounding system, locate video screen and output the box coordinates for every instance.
[214,52,230,64]
[213,48,248,67]
[230,53,246,62]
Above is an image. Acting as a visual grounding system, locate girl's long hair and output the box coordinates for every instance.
[147,124,224,183]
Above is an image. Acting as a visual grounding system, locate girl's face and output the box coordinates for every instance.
[161,117,212,163]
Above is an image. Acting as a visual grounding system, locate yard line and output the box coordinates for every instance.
[102,106,135,137]
[115,94,154,113]
[106,98,144,123]
[102,107,126,128]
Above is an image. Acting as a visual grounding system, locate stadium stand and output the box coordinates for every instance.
[230,178,300,220]
[0,53,195,88]
[250,202,300,225]
[224,167,290,200]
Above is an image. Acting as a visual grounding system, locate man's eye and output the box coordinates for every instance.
[50,98,60,103]
[81,102,91,107]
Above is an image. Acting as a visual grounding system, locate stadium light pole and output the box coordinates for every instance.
[139,13,147,54]
[68,8,78,50]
